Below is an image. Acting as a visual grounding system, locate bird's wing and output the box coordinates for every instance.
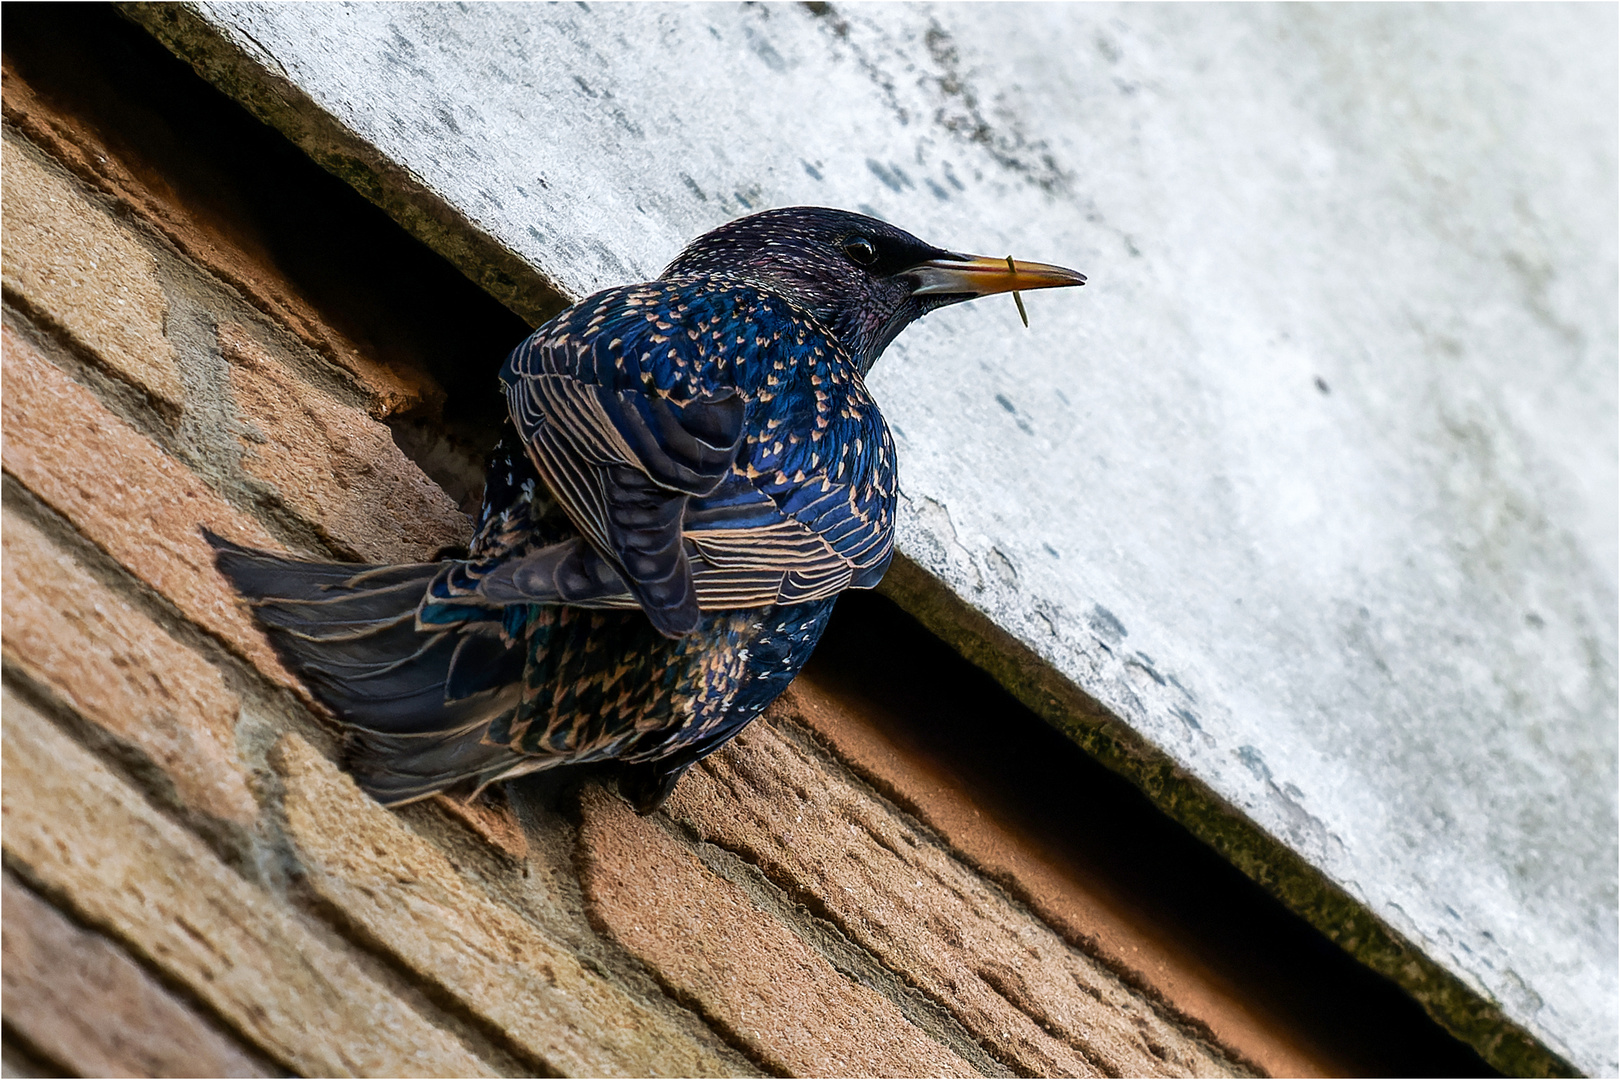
[503,282,748,635]
[501,279,895,632]
[682,406,896,607]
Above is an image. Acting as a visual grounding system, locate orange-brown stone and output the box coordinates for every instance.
[1,506,256,823]
[0,324,300,694]
[219,321,470,562]
[3,873,270,1078]
[578,784,979,1078]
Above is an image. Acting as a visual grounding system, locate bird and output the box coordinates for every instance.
[212,207,1085,813]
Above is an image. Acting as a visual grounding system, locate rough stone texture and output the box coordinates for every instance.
[138,7,1617,1071]
[431,792,530,864]
[577,784,978,1078]
[271,732,736,1079]
[2,872,270,1078]
[0,322,299,693]
[218,321,470,562]
[142,8,1620,1075]
[0,55,434,418]
[667,718,1244,1078]
[783,676,1306,1078]
[0,137,185,410]
[1,505,256,824]
[0,690,495,1078]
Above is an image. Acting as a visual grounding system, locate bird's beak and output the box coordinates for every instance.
[907,253,1087,298]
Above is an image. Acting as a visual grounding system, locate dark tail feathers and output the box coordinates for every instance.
[206,531,531,805]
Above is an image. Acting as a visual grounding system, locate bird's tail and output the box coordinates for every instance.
[206,532,533,805]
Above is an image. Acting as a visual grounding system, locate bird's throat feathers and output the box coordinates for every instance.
[661,207,952,375]
[682,268,911,377]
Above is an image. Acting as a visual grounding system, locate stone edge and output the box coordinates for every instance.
[118,1,567,330]
[119,5,1580,1075]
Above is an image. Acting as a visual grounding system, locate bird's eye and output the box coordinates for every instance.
[843,236,879,267]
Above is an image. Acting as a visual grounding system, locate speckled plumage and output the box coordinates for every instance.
[212,207,1083,811]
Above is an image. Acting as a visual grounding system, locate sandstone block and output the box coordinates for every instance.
[271,732,735,1078]
[1,136,185,411]
[667,719,1247,1079]
[577,784,977,1078]
[1,506,256,823]
[2,872,270,1078]
[432,791,530,863]
[1,690,495,1077]
[219,321,470,562]
[0,325,298,693]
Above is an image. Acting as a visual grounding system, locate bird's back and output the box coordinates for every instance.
[503,275,897,630]
[210,205,1083,813]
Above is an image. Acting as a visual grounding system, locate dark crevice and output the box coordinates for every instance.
[2,2,530,512]
[1,1019,79,1080]
[809,588,1504,1078]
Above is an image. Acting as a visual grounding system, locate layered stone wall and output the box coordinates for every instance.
[0,31,1282,1080]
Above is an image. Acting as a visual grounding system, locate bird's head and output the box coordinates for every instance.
[661,207,1086,375]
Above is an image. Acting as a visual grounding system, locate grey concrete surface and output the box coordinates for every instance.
[142,3,1616,1072]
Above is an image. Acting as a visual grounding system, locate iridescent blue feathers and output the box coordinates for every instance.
[500,277,895,636]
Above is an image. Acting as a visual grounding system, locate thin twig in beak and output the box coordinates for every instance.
[1006,255,1029,328]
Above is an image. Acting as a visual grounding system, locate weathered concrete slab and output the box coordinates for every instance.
[138,3,1616,1073]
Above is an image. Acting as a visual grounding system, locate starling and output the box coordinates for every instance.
[213,207,1085,813]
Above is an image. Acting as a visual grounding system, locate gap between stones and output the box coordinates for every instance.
[282,878,551,1079]
[559,881,791,1080]
[1,1018,77,1078]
